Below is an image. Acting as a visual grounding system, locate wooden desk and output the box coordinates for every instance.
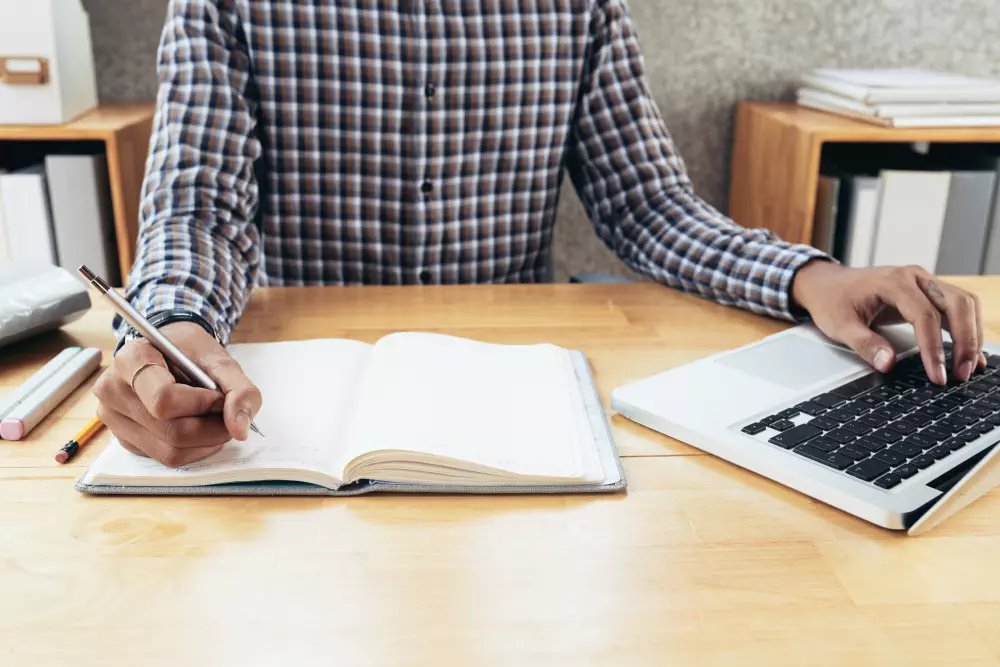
[2,283,1000,666]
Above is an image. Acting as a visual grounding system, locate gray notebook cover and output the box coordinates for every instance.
[936,170,996,275]
[75,350,627,497]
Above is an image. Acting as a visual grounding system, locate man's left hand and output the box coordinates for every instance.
[792,261,986,386]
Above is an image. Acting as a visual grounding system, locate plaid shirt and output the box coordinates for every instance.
[122,0,826,343]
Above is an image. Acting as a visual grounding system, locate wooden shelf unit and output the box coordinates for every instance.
[0,103,155,282]
[729,102,1000,246]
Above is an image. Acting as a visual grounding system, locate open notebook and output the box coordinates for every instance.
[77,333,625,496]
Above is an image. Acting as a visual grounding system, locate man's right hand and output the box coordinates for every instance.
[93,322,263,467]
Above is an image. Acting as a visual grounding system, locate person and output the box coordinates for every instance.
[93,0,985,467]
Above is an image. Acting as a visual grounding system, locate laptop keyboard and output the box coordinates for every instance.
[740,345,1000,490]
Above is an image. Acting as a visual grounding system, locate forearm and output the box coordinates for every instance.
[117,0,262,345]
[618,183,828,320]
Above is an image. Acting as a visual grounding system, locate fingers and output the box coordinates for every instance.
[201,355,263,441]
[832,319,897,373]
[92,331,237,467]
[117,340,222,420]
[877,270,947,385]
[915,276,983,382]
[97,403,225,467]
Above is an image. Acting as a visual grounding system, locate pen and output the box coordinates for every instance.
[77,265,264,438]
[55,416,105,464]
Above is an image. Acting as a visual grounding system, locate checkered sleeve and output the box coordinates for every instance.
[117,0,261,344]
[567,0,828,321]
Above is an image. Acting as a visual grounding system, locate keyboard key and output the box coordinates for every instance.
[873,406,905,420]
[979,398,1000,411]
[808,437,839,453]
[895,464,919,479]
[921,426,952,442]
[854,415,882,430]
[929,445,952,460]
[888,442,921,458]
[934,396,962,409]
[856,395,883,408]
[842,403,870,416]
[958,429,981,443]
[839,445,868,461]
[945,438,967,452]
[910,455,935,469]
[918,404,949,418]
[794,401,827,416]
[810,416,839,430]
[871,387,899,401]
[854,437,887,453]
[827,429,857,444]
[949,391,976,405]
[904,412,933,427]
[871,429,903,444]
[887,420,918,436]
[812,393,846,409]
[875,473,903,489]
[742,423,766,435]
[847,459,891,481]
[905,434,936,450]
[759,415,782,426]
[986,353,1000,368]
[825,409,854,423]
[831,374,885,399]
[960,405,993,419]
[777,408,800,419]
[989,415,1000,427]
[794,445,854,470]
[973,422,995,435]
[841,421,869,436]
[893,396,923,411]
[874,450,906,467]
[768,423,822,449]
[769,419,795,432]
[911,388,940,400]
[935,418,966,433]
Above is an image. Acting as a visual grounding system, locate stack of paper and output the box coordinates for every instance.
[797,69,1000,127]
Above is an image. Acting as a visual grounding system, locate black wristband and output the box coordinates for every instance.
[113,311,220,356]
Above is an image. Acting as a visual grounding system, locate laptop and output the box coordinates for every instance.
[611,324,1000,535]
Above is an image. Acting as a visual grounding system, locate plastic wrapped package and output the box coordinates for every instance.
[0,264,91,348]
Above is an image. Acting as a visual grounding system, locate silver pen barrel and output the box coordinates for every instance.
[78,265,264,438]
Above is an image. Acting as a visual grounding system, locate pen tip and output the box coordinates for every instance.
[250,421,264,438]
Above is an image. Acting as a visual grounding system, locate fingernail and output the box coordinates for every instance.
[981,352,989,368]
[235,411,250,440]
[959,361,975,382]
[937,363,948,385]
[873,348,892,373]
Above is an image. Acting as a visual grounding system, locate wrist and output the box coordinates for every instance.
[114,310,220,356]
[791,259,843,315]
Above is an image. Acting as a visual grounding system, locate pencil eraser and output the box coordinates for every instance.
[0,418,24,441]
[54,450,70,464]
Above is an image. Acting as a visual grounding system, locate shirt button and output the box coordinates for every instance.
[419,270,431,284]
[424,83,436,98]
[420,180,433,195]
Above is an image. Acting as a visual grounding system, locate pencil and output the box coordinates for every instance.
[55,416,105,464]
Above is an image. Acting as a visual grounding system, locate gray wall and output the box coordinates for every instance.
[82,0,1000,281]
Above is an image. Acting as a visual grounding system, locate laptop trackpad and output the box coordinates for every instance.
[715,335,866,391]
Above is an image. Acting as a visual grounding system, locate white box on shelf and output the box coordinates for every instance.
[0,0,98,125]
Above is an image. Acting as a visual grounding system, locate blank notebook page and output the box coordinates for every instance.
[339,333,585,479]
